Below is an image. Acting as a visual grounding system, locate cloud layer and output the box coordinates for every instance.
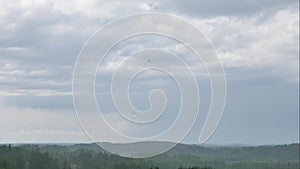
[0,0,298,144]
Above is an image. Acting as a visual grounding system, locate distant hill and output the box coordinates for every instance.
[35,142,299,161]
[36,142,300,161]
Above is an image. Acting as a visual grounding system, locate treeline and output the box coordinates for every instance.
[0,145,212,169]
[0,143,299,169]
[0,145,58,169]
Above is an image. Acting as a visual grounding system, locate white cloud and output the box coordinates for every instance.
[188,8,299,82]
[0,129,88,143]
[0,99,132,142]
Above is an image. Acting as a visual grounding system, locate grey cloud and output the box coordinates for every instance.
[186,66,299,144]
[156,0,298,17]
[0,59,72,93]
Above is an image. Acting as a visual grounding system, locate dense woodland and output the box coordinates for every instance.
[0,143,299,169]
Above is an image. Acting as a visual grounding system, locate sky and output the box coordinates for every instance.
[0,0,299,145]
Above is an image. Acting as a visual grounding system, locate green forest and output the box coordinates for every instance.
[0,143,299,169]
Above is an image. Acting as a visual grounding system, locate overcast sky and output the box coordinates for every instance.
[0,0,299,145]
